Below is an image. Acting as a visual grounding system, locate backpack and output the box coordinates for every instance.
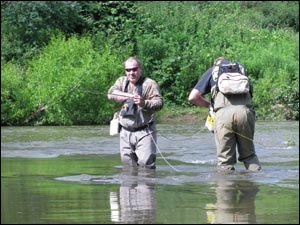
[212,62,249,94]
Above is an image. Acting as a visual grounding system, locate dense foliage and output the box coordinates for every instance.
[1,1,299,125]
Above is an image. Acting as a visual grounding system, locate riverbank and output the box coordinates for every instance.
[156,106,208,123]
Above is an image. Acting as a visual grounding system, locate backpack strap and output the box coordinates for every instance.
[219,62,241,74]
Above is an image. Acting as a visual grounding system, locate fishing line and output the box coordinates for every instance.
[28,80,84,123]
[205,115,281,149]
[147,127,181,172]
[223,125,274,148]
[157,129,204,142]
[27,85,128,123]
[51,86,136,98]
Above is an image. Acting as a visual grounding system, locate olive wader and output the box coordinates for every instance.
[212,88,261,171]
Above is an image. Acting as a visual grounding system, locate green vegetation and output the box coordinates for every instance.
[1,1,299,125]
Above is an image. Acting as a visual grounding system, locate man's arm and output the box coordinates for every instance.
[188,89,210,108]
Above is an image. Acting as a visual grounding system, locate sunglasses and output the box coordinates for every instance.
[125,67,139,72]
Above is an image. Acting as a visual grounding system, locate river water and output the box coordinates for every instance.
[1,121,299,224]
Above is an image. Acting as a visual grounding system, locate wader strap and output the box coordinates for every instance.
[121,121,153,132]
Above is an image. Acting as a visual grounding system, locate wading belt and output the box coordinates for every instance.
[121,121,153,132]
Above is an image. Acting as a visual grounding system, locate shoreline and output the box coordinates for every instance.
[156,106,208,123]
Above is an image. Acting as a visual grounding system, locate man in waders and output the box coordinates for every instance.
[108,57,163,169]
[188,57,261,171]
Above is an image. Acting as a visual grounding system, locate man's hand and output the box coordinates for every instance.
[133,94,145,107]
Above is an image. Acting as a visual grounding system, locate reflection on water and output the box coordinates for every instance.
[206,179,259,224]
[110,167,156,224]
[1,121,299,224]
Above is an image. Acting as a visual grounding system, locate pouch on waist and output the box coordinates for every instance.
[120,99,136,117]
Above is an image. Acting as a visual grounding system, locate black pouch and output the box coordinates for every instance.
[120,99,136,117]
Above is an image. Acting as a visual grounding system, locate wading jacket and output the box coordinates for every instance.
[108,76,163,129]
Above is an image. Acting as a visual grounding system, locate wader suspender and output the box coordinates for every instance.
[123,79,130,93]
[124,76,145,95]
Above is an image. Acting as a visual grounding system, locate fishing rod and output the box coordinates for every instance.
[26,83,81,124]
[50,86,136,98]
[26,86,135,123]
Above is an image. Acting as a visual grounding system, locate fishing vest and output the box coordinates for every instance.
[120,76,145,117]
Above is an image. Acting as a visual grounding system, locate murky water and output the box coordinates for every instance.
[1,121,299,224]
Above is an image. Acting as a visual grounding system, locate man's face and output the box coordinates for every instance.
[125,61,142,85]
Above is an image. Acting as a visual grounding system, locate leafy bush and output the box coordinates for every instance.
[1,1,299,124]
[2,35,125,125]
[1,63,31,125]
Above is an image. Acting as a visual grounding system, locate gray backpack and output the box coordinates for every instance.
[212,62,249,94]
